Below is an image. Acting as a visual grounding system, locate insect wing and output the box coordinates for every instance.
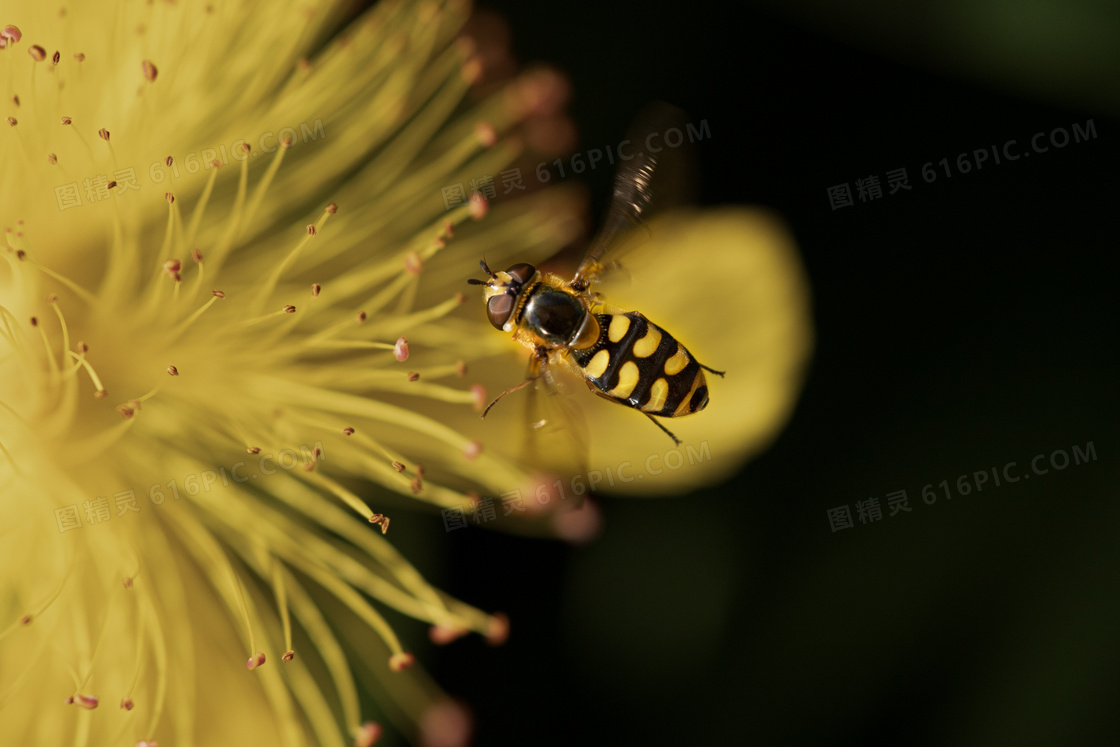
[571,102,696,290]
[520,351,590,493]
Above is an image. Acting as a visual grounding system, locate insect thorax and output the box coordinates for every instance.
[521,285,587,346]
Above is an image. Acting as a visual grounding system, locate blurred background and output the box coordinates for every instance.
[393,1,1120,744]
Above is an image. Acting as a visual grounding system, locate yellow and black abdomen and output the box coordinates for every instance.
[570,312,709,418]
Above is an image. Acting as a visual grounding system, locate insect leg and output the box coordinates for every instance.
[643,413,682,446]
[481,346,548,418]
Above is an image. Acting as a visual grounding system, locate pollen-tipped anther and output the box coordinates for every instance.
[428,624,469,646]
[282,650,295,663]
[388,652,415,672]
[1,25,22,43]
[391,461,405,473]
[121,697,134,710]
[394,337,409,361]
[470,385,486,412]
[71,693,100,709]
[247,447,261,455]
[474,121,497,148]
[211,290,225,299]
[407,372,420,382]
[404,250,422,275]
[167,365,179,376]
[342,426,355,436]
[29,45,46,61]
[283,305,296,313]
[141,59,158,82]
[468,192,489,219]
[98,128,110,142]
[311,283,321,296]
[486,612,510,646]
[326,202,337,214]
[245,652,266,670]
[355,722,383,747]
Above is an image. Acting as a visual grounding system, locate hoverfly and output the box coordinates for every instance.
[468,107,722,445]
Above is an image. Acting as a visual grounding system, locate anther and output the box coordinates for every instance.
[117,405,135,419]
[60,116,71,125]
[107,180,117,190]
[48,154,57,164]
[281,134,293,149]
[326,202,337,214]
[211,290,225,299]
[164,259,181,276]
[311,283,321,297]
[19,615,31,625]
[356,311,367,323]
[282,650,295,663]
[407,372,420,382]
[342,426,354,436]
[463,440,483,460]
[247,447,260,454]
[391,461,405,473]
[428,624,469,645]
[192,249,203,263]
[51,50,59,65]
[165,193,174,204]
[122,576,133,589]
[71,694,99,709]
[98,128,110,141]
[29,316,37,327]
[11,95,18,107]
[95,389,108,399]
[409,477,422,494]
[394,337,409,361]
[238,143,250,156]
[355,722,383,747]
[77,341,88,353]
[388,652,415,672]
[368,514,389,534]
[404,250,422,276]
[16,250,26,260]
[486,612,510,646]
[5,117,15,127]
[245,652,266,670]
[456,361,467,377]
[470,385,486,411]
[283,305,296,313]
[120,698,134,710]
[306,225,316,236]
[475,121,497,148]
[165,156,173,166]
[1,25,22,43]
[141,60,158,83]
[29,45,46,61]
[72,53,84,62]
[469,192,489,219]
[167,365,178,376]
[209,159,221,169]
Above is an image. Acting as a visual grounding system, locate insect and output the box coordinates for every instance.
[468,109,722,445]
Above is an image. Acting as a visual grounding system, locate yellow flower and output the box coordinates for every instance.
[2,0,813,744]
[1,0,585,744]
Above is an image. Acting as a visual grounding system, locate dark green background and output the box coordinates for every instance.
[397,2,1118,744]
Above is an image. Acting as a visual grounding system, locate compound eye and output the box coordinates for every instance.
[505,263,536,286]
[486,293,515,329]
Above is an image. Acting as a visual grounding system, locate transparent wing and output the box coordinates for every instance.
[521,350,590,492]
[571,102,696,291]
